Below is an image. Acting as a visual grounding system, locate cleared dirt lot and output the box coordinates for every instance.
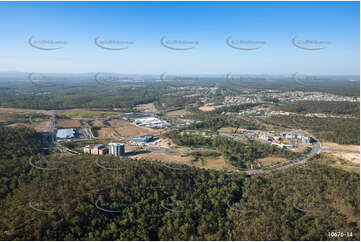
[324,151,360,164]
[133,152,190,164]
[98,127,116,138]
[109,119,157,136]
[56,120,81,128]
[131,150,232,171]
[321,153,360,174]
[199,103,215,112]
[192,156,233,170]
[91,120,105,127]
[98,123,155,138]
[134,103,157,113]
[322,142,360,152]
[114,125,155,137]
[32,121,51,132]
[108,120,130,127]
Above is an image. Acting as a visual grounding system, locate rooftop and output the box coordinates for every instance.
[109,143,124,146]
[56,128,76,139]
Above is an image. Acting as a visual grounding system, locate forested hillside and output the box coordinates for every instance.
[0,127,359,240]
[275,101,360,116]
[264,116,360,145]
[0,84,160,110]
[0,126,45,198]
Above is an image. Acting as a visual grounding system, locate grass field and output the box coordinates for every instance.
[164,109,191,117]
[0,108,52,131]
[257,156,287,167]
[192,155,233,170]
[55,109,122,119]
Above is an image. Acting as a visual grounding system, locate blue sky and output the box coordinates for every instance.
[0,1,359,75]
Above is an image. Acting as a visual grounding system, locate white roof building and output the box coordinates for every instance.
[56,128,76,139]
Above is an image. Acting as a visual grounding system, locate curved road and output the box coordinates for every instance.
[239,141,321,175]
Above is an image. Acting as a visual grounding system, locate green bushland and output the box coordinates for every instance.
[265,115,360,145]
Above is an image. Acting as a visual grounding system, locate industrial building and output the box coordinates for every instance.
[258,134,270,142]
[131,135,154,143]
[109,143,125,156]
[134,117,171,129]
[56,128,78,140]
[280,131,313,144]
[84,144,108,155]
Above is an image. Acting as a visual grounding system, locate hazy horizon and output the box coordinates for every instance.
[0,1,359,75]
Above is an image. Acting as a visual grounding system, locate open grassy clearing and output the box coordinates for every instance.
[257,156,287,167]
[54,109,122,119]
[164,109,191,117]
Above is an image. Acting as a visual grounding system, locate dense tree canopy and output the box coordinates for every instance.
[0,127,359,241]
[265,116,360,145]
[275,101,360,117]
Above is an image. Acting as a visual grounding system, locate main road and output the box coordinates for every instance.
[242,141,321,175]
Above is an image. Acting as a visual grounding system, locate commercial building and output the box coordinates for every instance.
[56,128,78,140]
[83,145,91,154]
[258,134,269,141]
[134,117,171,129]
[280,131,313,144]
[131,135,154,143]
[109,143,125,156]
[84,144,108,155]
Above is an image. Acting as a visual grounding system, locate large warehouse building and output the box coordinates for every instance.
[131,136,154,143]
[134,117,171,129]
[56,128,78,140]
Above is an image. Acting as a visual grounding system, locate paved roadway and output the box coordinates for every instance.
[242,141,322,175]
